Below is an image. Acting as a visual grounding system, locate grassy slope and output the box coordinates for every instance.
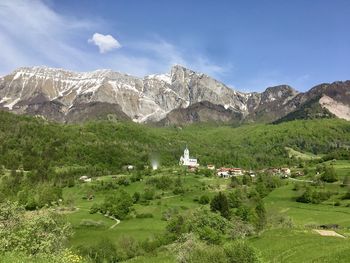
[61,161,350,262]
[65,170,230,247]
[285,147,322,160]
[250,229,350,263]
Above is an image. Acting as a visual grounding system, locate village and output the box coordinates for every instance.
[79,146,294,183]
[179,146,293,179]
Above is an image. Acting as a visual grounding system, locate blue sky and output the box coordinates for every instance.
[0,0,349,92]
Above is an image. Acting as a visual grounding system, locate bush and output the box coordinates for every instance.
[116,176,130,186]
[143,188,155,200]
[296,187,332,204]
[199,194,210,205]
[146,176,173,190]
[229,217,255,239]
[320,166,338,183]
[176,234,227,263]
[173,186,186,195]
[342,191,350,200]
[135,213,154,218]
[133,192,141,203]
[210,192,230,219]
[98,190,133,219]
[89,203,100,214]
[0,201,72,256]
[79,219,106,228]
[175,234,262,263]
[117,236,143,260]
[78,238,118,263]
[162,207,179,221]
[228,189,245,208]
[223,241,262,263]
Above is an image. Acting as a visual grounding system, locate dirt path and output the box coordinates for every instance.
[162,195,178,199]
[106,215,121,229]
[288,177,313,183]
[314,229,345,238]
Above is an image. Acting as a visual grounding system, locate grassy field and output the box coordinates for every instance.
[64,169,230,247]
[323,160,350,177]
[61,160,350,262]
[285,147,322,161]
[250,229,350,263]
[265,183,350,227]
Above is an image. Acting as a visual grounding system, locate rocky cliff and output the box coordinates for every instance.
[0,65,349,125]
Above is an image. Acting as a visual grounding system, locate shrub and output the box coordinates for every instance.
[320,166,338,183]
[117,236,143,260]
[143,188,155,200]
[296,187,332,204]
[342,191,350,200]
[199,194,210,205]
[79,219,106,228]
[89,203,100,214]
[229,217,255,239]
[116,177,130,186]
[99,190,133,219]
[223,241,262,263]
[78,238,118,263]
[228,189,245,208]
[135,213,154,218]
[0,201,72,256]
[162,207,179,221]
[173,186,186,195]
[133,192,141,203]
[146,176,173,190]
[176,234,227,263]
[210,192,230,219]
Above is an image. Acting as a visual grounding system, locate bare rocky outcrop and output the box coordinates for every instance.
[0,65,349,125]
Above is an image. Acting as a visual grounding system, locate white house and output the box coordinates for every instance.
[179,147,199,167]
[79,175,88,181]
[281,167,291,178]
[79,176,92,183]
[216,167,243,178]
[207,164,216,170]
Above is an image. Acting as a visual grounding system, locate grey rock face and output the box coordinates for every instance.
[0,65,253,123]
[0,65,348,124]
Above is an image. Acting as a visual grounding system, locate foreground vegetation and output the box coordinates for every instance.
[1,110,350,262]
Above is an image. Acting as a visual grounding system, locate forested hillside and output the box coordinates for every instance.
[1,110,349,175]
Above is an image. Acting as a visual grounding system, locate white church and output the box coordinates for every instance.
[179,146,199,167]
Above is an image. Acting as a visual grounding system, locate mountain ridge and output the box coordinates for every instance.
[0,65,349,124]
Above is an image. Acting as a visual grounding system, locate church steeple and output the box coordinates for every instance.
[184,146,189,160]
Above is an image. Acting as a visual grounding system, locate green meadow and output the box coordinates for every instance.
[56,159,350,262]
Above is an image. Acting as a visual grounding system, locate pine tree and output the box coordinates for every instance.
[255,199,266,231]
[210,192,230,219]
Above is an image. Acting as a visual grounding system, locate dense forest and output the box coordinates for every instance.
[1,110,350,175]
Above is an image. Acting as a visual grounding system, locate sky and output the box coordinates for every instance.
[0,0,349,92]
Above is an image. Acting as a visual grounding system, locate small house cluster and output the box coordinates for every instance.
[217,167,243,178]
[179,146,292,179]
[264,167,291,178]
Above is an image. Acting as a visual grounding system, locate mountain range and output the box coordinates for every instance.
[0,65,349,125]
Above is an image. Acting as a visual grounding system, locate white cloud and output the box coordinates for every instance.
[88,33,121,53]
[0,0,231,86]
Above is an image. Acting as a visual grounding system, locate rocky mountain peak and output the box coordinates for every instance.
[0,65,349,125]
